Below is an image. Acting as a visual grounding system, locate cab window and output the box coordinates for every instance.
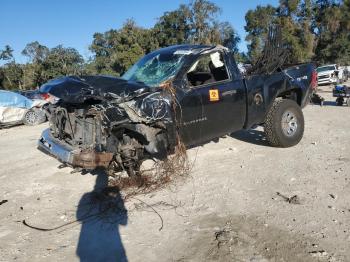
[187,51,229,87]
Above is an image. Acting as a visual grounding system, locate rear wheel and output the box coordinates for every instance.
[264,99,304,147]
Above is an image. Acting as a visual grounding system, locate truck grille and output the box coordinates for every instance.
[318,75,329,79]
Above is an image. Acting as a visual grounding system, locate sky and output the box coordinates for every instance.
[0,0,279,63]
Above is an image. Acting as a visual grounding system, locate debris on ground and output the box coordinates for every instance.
[329,194,337,199]
[310,92,325,106]
[133,201,177,211]
[0,199,8,205]
[309,250,328,257]
[276,192,301,204]
[214,221,236,249]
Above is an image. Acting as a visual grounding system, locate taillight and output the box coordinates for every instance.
[311,71,317,89]
[40,93,50,100]
[40,93,59,104]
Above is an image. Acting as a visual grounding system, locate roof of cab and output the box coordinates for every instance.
[152,44,227,55]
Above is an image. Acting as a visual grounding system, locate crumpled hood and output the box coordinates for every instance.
[40,75,151,104]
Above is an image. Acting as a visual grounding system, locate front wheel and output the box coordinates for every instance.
[264,99,304,147]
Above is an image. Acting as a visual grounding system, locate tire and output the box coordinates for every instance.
[336,97,344,106]
[264,99,304,148]
[118,135,144,177]
[23,108,46,126]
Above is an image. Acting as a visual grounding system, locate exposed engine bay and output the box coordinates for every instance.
[40,76,177,176]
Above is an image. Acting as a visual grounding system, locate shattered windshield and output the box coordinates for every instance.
[317,65,336,73]
[122,50,188,87]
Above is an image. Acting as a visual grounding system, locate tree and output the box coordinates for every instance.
[1,62,24,89]
[313,0,350,64]
[154,0,240,50]
[42,45,84,80]
[217,22,240,52]
[89,0,240,76]
[189,0,221,44]
[276,0,315,63]
[90,19,157,75]
[0,45,24,89]
[0,45,14,61]
[22,41,49,63]
[297,0,315,61]
[245,5,277,62]
[245,0,350,65]
[154,5,192,46]
[21,42,50,88]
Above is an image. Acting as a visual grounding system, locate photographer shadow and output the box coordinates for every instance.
[76,170,128,262]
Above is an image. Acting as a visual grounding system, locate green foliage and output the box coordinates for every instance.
[89,0,240,76]
[1,43,83,90]
[22,41,49,63]
[0,62,24,90]
[0,45,14,61]
[245,5,277,63]
[154,5,192,46]
[42,45,84,79]
[245,0,350,65]
[0,45,23,89]
[89,19,159,75]
[188,0,222,44]
[313,0,350,64]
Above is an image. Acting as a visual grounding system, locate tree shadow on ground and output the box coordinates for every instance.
[76,170,128,262]
[230,129,269,147]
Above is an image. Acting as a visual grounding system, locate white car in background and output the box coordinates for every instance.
[0,90,47,127]
[316,64,339,85]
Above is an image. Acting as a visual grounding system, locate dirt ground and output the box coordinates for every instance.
[0,83,349,262]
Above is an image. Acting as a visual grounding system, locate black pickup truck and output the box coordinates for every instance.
[38,44,316,176]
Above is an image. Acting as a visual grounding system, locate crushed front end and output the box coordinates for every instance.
[38,76,175,176]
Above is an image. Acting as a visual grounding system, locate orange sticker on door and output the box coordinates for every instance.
[209,89,219,101]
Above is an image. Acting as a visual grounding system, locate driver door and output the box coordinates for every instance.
[178,51,246,146]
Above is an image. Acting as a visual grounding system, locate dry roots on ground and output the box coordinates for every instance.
[110,81,191,197]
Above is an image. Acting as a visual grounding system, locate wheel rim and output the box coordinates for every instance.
[281,110,298,137]
[25,111,37,125]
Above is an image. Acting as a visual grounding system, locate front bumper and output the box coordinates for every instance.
[38,128,113,169]
[317,76,337,85]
